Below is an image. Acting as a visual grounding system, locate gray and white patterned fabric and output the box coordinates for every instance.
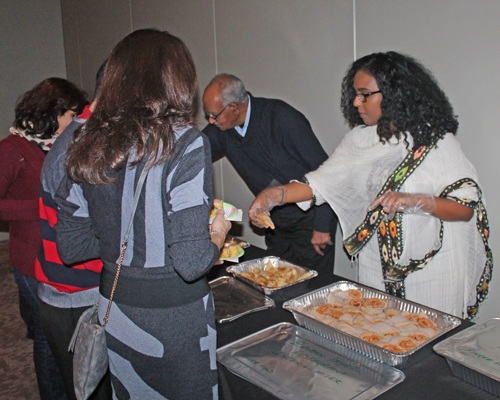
[55,127,219,399]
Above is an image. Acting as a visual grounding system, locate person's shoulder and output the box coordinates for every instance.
[175,125,210,148]
[435,132,463,152]
[253,96,307,123]
[50,120,84,154]
[0,134,34,154]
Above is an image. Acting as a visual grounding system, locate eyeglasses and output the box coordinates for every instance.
[205,103,231,121]
[356,90,382,103]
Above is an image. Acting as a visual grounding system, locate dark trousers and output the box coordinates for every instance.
[11,267,67,400]
[265,210,337,273]
[39,300,113,400]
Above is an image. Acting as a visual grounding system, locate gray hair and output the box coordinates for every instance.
[208,73,248,105]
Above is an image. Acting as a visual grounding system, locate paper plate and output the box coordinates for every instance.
[220,247,245,261]
[210,201,243,223]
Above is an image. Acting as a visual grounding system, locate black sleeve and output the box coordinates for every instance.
[274,106,336,233]
[202,123,226,160]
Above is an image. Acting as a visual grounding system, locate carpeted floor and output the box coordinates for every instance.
[0,240,39,400]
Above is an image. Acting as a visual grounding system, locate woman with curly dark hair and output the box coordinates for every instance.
[54,29,230,399]
[250,51,491,320]
[0,77,88,399]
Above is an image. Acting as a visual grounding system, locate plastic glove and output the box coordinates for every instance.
[368,190,436,220]
[249,185,286,229]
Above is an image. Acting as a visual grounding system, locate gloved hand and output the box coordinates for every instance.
[249,185,286,229]
[368,190,436,220]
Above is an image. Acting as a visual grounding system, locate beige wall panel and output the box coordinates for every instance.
[131,0,217,99]
[0,0,66,138]
[61,0,133,97]
[356,0,500,322]
[211,0,354,259]
[131,0,221,195]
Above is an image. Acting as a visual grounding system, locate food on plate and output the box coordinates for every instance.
[220,243,240,259]
[302,288,442,353]
[210,198,224,219]
[237,264,311,288]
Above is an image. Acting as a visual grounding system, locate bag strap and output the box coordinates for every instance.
[102,166,149,327]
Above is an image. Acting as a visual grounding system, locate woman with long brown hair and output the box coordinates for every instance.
[0,77,88,399]
[55,29,230,399]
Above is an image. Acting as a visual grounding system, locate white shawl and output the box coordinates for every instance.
[301,125,486,318]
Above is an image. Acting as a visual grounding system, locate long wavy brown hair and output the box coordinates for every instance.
[66,29,198,184]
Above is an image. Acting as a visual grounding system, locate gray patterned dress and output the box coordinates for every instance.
[55,127,220,399]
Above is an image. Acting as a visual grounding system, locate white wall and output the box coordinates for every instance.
[60,0,500,322]
[0,0,67,140]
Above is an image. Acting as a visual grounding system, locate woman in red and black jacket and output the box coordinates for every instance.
[0,77,87,400]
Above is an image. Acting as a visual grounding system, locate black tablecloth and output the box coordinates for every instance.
[210,246,497,400]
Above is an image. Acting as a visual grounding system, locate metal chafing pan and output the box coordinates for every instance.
[209,276,275,323]
[434,318,500,397]
[217,322,405,400]
[226,256,317,300]
[282,281,461,368]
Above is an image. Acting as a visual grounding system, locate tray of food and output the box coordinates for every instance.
[433,318,500,396]
[209,276,275,323]
[226,256,317,299]
[217,322,405,400]
[282,281,461,368]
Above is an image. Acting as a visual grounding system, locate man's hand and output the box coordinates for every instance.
[311,231,333,256]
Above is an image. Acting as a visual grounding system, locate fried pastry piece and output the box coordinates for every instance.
[380,344,406,353]
[365,298,386,308]
[343,305,363,316]
[348,298,366,308]
[256,214,275,229]
[370,322,400,336]
[405,332,429,343]
[361,332,383,344]
[210,199,224,219]
[386,309,399,318]
[220,243,239,258]
[315,303,335,315]
[386,336,418,351]
[326,309,344,319]
[326,294,345,308]
[416,317,437,329]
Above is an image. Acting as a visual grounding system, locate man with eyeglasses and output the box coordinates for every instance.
[202,73,337,273]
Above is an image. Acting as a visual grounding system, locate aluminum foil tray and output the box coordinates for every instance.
[217,322,405,400]
[209,276,275,323]
[226,256,317,299]
[434,318,500,396]
[282,281,461,368]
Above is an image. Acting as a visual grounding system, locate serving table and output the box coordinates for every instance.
[209,245,498,400]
